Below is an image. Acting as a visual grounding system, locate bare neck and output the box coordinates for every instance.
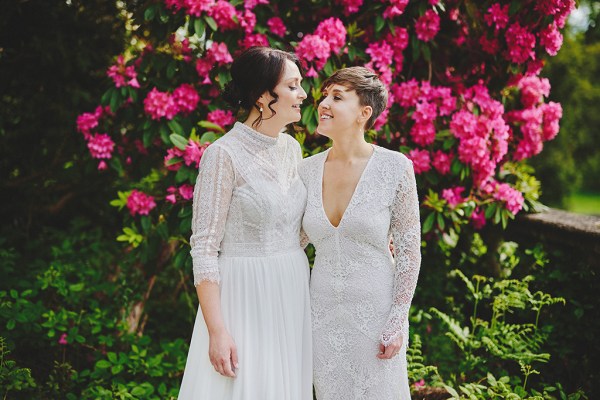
[328,135,373,163]
[243,111,285,138]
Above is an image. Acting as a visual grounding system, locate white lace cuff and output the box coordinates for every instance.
[192,255,220,286]
[380,303,410,347]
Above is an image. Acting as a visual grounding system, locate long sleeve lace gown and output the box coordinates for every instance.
[299,145,421,400]
[178,122,312,400]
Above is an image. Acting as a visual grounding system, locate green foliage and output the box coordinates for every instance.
[0,337,37,398]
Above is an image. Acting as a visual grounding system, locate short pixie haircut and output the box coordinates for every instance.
[321,66,388,130]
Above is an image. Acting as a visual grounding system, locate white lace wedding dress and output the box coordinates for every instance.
[178,122,312,400]
[299,145,421,400]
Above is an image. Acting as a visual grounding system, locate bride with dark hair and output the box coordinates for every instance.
[178,46,312,400]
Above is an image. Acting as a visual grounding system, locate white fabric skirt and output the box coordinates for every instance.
[178,248,312,400]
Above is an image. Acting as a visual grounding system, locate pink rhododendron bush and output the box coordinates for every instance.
[77,0,573,265]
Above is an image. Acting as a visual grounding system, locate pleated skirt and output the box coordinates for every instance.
[178,248,312,400]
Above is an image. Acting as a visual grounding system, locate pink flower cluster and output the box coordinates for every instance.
[315,18,347,54]
[392,80,456,147]
[535,0,576,28]
[540,23,563,56]
[107,55,140,89]
[166,184,195,204]
[196,42,233,84]
[336,0,363,15]
[507,75,562,160]
[210,0,238,30]
[77,106,105,139]
[505,23,536,64]
[296,35,331,77]
[143,83,200,120]
[365,41,394,85]
[407,149,431,174]
[164,139,208,171]
[415,10,441,42]
[490,181,524,215]
[383,0,408,19]
[165,0,215,16]
[267,17,287,37]
[296,18,347,77]
[442,186,466,208]
[484,3,509,32]
[87,133,115,160]
[207,109,235,128]
[127,190,157,216]
[449,83,509,187]
[238,33,269,50]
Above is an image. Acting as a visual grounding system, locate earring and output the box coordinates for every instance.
[260,107,263,113]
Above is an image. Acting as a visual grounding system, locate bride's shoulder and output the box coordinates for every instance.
[298,150,327,179]
[374,146,411,170]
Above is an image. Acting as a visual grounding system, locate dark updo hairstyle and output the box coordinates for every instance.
[223,46,303,128]
[321,66,388,130]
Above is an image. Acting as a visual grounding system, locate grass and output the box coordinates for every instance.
[564,191,600,215]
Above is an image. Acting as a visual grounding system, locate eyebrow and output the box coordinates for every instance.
[323,88,348,95]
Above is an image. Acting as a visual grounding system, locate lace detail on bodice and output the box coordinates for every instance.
[299,146,421,346]
[190,122,306,286]
[299,146,420,399]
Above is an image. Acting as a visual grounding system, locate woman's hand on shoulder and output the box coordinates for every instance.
[208,328,239,377]
[377,336,403,359]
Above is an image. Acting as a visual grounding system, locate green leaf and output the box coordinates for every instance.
[96,360,111,369]
[422,45,431,62]
[170,133,188,150]
[204,16,218,31]
[69,283,84,292]
[436,213,445,230]
[168,119,185,136]
[199,131,217,143]
[109,89,120,112]
[375,15,385,33]
[423,212,436,233]
[7,319,16,330]
[194,18,205,37]
[131,386,147,396]
[198,120,225,132]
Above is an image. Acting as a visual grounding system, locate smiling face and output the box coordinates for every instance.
[317,83,372,139]
[260,59,307,126]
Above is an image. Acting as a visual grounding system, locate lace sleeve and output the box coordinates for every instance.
[380,159,421,346]
[189,144,235,286]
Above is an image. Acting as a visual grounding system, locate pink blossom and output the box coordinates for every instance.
[243,0,268,9]
[209,1,238,30]
[184,140,206,168]
[144,88,177,120]
[471,207,486,230]
[385,28,409,66]
[505,23,536,64]
[127,190,156,216]
[414,379,426,388]
[295,34,331,71]
[540,23,563,56]
[166,186,177,204]
[535,0,575,26]
[165,0,185,12]
[415,10,440,42]
[97,160,108,170]
[207,42,234,65]
[517,75,550,108]
[58,333,68,346]
[238,9,256,34]
[164,147,184,171]
[407,149,431,174]
[383,0,409,19]
[267,17,287,37]
[173,84,200,115]
[77,106,103,138]
[410,121,436,147]
[366,41,393,68]
[207,109,235,128]
[87,133,115,159]
[493,182,524,215]
[541,101,562,140]
[479,35,500,54]
[107,55,140,89]
[184,0,212,15]
[392,79,420,108]
[179,184,195,200]
[315,18,347,54]
[195,58,213,84]
[484,3,509,31]
[238,33,269,49]
[337,0,363,15]
[442,186,465,207]
[432,150,452,175]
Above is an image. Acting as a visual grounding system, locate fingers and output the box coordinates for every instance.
[377,343,401,359]
[231,345,239,371]
[221,356,236,378]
